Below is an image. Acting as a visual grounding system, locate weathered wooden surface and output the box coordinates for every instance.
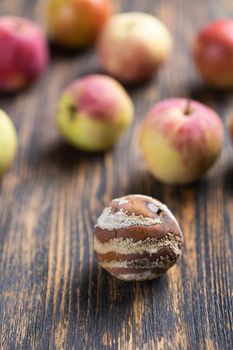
[0,1,233,349]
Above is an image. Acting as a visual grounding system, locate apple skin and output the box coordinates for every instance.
[0,109,17,175]
[57,75,134,151]
[140,98,224,185]
[97,12,172,84]
[193,20,233,88]
[46,0,113,48]
[0,16,49,92]
[229,117,233,143]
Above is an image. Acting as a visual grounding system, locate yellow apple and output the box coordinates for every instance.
[98,12,172,83]
[0,109,17,175]
[46,0,113,48]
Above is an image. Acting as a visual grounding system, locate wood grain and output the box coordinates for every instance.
[0,0,233,349]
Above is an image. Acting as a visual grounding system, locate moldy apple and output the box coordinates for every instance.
[94,194,183,281]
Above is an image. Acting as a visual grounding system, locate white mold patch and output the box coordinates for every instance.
[112,198,129,205]
[96,207,162,231]
[111,195,180,229]
[111,271,162,281]
[94,233,182,256]
[147,202,160,213]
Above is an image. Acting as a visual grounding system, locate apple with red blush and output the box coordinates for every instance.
[193,20,233,88]
[45,0,113,49]
[57,74,134,151]
[0,16,49,92]
[140,98,224,185]
[229,117,233,144]
[97,12,172,83]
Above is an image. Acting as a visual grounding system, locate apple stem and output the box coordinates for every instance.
[184,99,192,115]
[68,104,76,121]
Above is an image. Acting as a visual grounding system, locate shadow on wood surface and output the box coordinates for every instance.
[124,167,201,204]
[33,139,106,173]
[223,161,233,193]
[188,82,233,106]
[0,84,35,100]
[49,40,93,59]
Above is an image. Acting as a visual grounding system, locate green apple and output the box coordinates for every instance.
[0,109,17,175]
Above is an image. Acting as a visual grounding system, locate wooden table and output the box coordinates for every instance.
[0,1,233,349]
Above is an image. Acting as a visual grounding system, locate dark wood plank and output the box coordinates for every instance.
[0,0,233,349]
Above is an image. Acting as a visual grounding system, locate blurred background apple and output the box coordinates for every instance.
[193,20,233,88]
[0,109,17,175]
[229,116,233,144]
[0,16,49,92]
[98,12,172,83]
[45,0,113,49]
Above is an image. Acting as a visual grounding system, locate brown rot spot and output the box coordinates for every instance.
[67,104,77,122]
[146,202,163,215]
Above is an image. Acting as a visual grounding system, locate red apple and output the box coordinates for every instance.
[229,117,233,143]
[0,16,49,92]
[97,12,172,83]
[140,98,224,184]
[193,20,233,88]
[57,74,133,151]
[45,0,113,48]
